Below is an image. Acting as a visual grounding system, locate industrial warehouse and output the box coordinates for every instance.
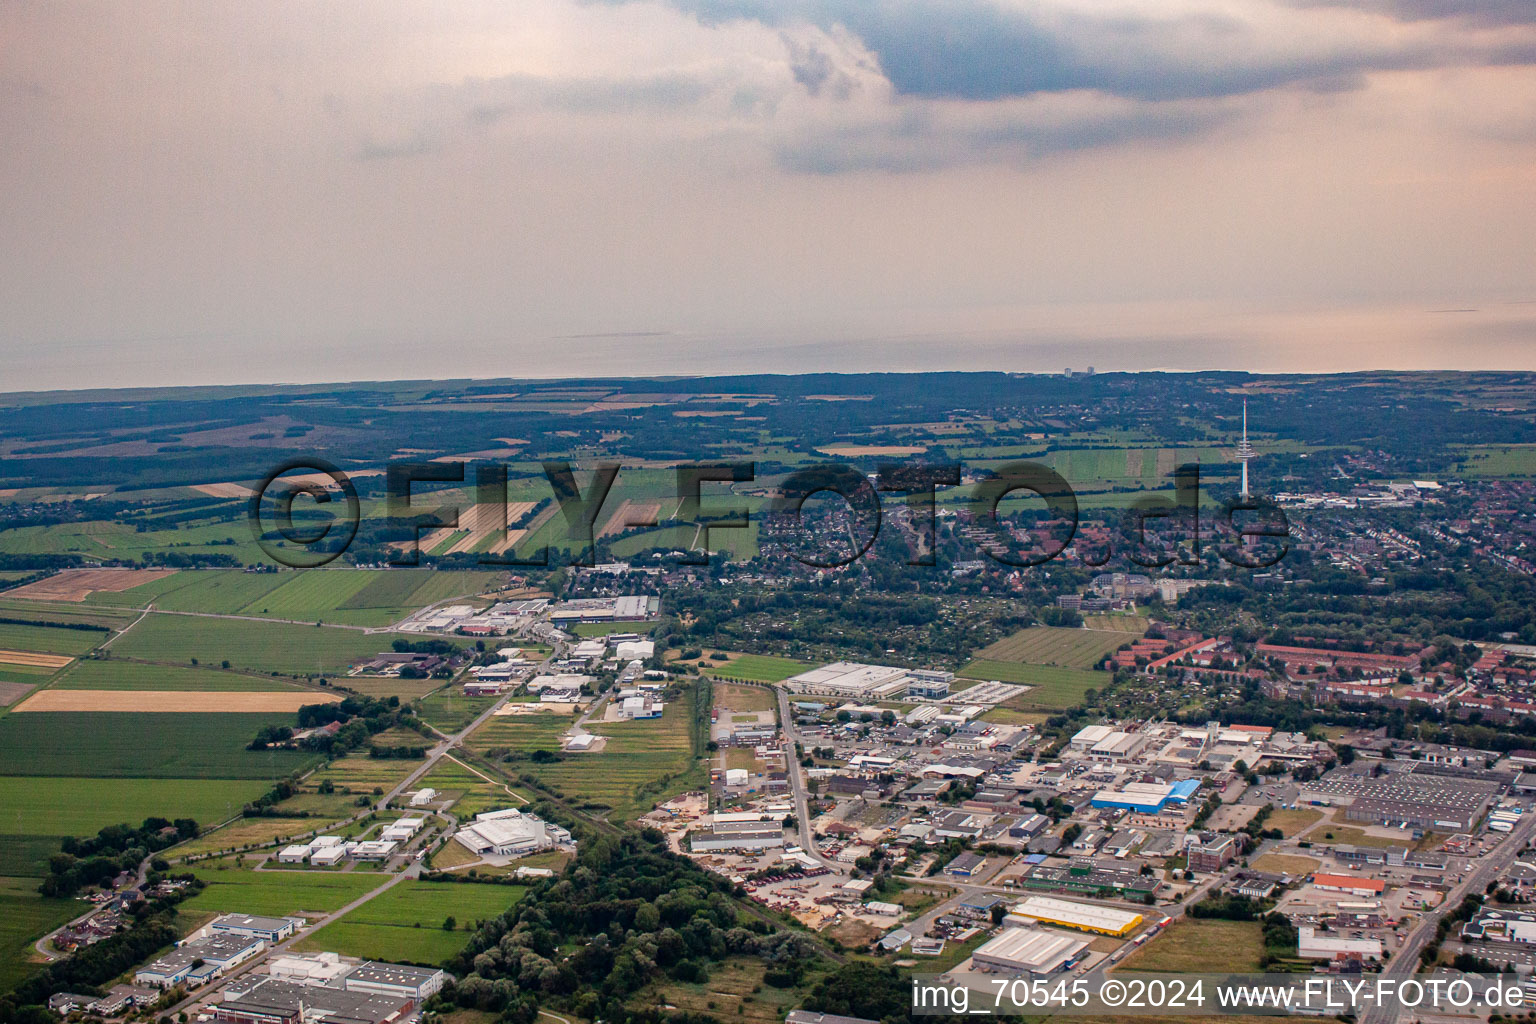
[1298,766,1503,832]
[1003,896,1144,937]
[1088,778,1201,814]
[971,927,1090,975]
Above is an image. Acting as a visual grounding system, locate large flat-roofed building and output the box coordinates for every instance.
[1005,896,1143,937]
[135,933,265,989]
[1310,873,1386,897]
[1301,768,1500,832]
[216,978,415,1024]
[453,808,570,857]
[209,914,297,943]
[972,926,1090,975]
[344,962,447,1000]
[1091,781,1184,814]
[690,817,786,853]
[548,596,657,623]
[1297,926,1383,961]
[782,662,913,699]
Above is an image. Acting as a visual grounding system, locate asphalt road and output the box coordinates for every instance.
[1361,811,1536,1024]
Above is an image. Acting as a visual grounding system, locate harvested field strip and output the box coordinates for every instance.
[50,660,303,692]
[0,681,35,706]
[4,568,178,602]
[0,650,71,669]
[13,689,339,713]
[487,501,559,555]
[598,500,662,540]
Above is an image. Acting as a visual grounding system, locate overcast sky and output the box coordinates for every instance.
[3,0,1536,389]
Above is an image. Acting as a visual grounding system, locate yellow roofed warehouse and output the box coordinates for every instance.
[1005,896,1143,937]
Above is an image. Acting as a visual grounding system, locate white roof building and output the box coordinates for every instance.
[453,808,570,857]
[973,927,1090,975]
[1297,926,1383,960]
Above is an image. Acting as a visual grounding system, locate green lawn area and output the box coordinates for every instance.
[0,876,79,990]
[184,866,389,917]
[110,613,411,676]
[294,881,525,965]
[0,712,319,778]
[959,662,1107,708]
[1118,919,1265,973]
[706,654,812,683]
[1265,808,1323,838]
[48,659,306,691]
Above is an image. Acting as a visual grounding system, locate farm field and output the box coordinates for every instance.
[294,881,525,964]
[0,712,319,778]
[973,626,1138,668]
[110,614,407,675]
[1117,919,1265,973]
[49,659,307,692]
[1084,614,1152,633]
[0,776,270,842]
[13,689,338,713]
[0,601,142,630]
[704,653,813,683]
[0,650,71,670]
[174,817,347,859]
[467,712,570,757]
[0,622,108,656]
[185,866,389,917]
[4,568,178,602]
[85,569,288,612]
[305,753,422,795]
[959,662,1107,708]
[0,876,78,990]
